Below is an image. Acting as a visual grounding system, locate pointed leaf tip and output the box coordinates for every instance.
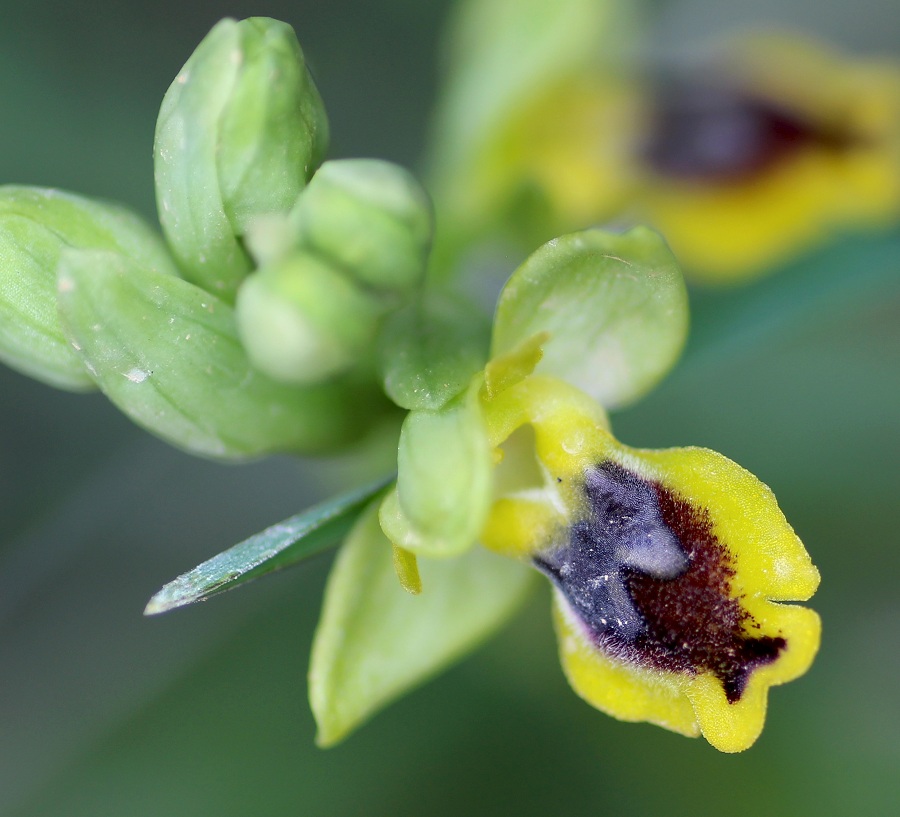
[144,477,393,615]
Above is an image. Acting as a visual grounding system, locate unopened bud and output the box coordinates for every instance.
[236,251,382,384]
[0,186,178,390]
[289,159,433,293]
[57,248,365,459]
[154,17,328,300]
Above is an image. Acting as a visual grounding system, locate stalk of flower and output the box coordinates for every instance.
[310,226,821,753]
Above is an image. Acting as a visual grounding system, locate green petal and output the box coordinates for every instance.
[144,477,392,615]
[377,290,489,411]
[379,386,492,557]
[309,501,535,747]
[57,248,367,459]
[0,186,177,390]
[491,227,688,409]
[154,19,250,297]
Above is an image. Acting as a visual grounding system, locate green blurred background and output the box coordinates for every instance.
[1,1,898,814]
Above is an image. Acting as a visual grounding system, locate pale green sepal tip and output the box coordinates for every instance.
[290,159,433,293]
[380,389,492,558]
[236,252,382,384]
[310,500,535,747]
[154,18,251,298]
[145,476,393,615]
[217,18,329,234]
[492,226,689,410]
[57,248,364,459]
[0,186,178,391]
[377,290,489,411]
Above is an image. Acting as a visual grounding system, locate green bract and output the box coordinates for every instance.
[309,500,534,747]
[236,251,382,384]
[57,248,368,459]
[154,17,328,300]
[492,227,688,409]
[0,186,178,390]
[288,159,433,294]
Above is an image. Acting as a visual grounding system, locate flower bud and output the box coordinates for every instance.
[0,186,178,390]
[236,251,382,384]
[289,159,433,293]
[154,17,328,300]
[57,248,367,459]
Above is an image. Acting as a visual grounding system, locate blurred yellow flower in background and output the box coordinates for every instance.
[429,0,900,283]
[635,33,900,281]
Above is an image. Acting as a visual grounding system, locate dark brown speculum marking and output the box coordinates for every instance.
[640,75,854,184]
[535,462,785,703]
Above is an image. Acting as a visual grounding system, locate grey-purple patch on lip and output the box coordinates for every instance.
[534,461,688,642]
[536,460,787,703]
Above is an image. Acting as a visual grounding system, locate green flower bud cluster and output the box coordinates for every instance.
[0,16,440,460]
[237,159,434,384]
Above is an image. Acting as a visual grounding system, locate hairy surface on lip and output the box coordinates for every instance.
[537,461,786,703]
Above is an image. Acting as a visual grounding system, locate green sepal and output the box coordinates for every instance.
[379,384,492,558]
[154,17,328,300]
[144,477,393,615]
[0,186,178,390]
[236,251,382,384]
[289,159,433,293]
[492,227,689,409]
[57,248,368,459]
[309,500,535,747]
[377,290,489,411]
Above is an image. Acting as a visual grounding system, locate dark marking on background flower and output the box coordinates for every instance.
[536,461,786,703]
[640,76,854,183]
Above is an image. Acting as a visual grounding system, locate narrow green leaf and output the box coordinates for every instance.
[145,477,392,615]
[309,500,535,747]
[377,290,490,411]
[492,227,689,410]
